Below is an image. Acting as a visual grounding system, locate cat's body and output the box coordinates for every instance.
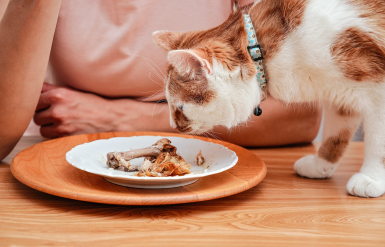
[263,0,385,104]
[153,0,385,197]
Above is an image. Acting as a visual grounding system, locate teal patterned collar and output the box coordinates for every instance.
[243,14,267,116]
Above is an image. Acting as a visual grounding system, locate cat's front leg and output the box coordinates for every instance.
[347,103,385,198]
[294,103,361,179]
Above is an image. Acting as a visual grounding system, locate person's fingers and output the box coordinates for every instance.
[40,123,76,138]
[33,108,55,126]
[41,82,60,93]
[37,83,64,111]
[36,89,66,112]
[34,103,69,126]
[39,124,58,138]
[36,92,52,112]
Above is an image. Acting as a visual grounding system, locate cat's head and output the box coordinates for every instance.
[153,7,262,134]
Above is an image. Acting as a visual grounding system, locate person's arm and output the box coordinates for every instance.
[213,97,322,147]
[33,83,321,146]
[33,83,175,138]
[0,0,9,18]
[0,0,62,161]
[125,97,321,147]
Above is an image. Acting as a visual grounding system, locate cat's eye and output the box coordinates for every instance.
[175,76,190,83]
[178,105,183,111]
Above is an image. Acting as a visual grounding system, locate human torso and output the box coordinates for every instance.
[48,0,233,101]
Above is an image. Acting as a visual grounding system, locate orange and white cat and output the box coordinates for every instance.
[153,0,385,198]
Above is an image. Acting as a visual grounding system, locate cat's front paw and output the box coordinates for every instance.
[346,173,385,198]
[294,155,336,179]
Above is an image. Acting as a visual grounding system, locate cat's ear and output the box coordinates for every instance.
[152,31,182,51]
[167,50,212,75]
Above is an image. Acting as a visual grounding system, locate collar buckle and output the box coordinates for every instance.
[247,44,263,62]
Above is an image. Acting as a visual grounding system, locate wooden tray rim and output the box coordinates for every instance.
[11,132,267,205]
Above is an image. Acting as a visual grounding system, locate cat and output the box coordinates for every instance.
[152,0,385,198]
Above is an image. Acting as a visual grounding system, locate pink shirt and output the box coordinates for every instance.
[26,0,254,135]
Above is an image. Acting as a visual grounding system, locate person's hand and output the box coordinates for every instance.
[34,83,115,138]
[34,83,174,138]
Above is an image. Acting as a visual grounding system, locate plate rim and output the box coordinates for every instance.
[65,135,239,181]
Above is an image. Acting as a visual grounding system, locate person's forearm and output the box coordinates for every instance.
[0,0,10,19]
[109,98,321,147]
[109,99,178,133]
[0,0,62,161]
[213,98,322,147]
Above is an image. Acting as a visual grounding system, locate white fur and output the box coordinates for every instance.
[266,0,385,197]
[166,57,261,134]
[294,104,361,179]
[295,155,338,178]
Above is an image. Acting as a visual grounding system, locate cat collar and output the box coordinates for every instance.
[243,14,267,116]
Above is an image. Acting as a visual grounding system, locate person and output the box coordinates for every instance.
[0,0,61,161]
[0,0,321,161]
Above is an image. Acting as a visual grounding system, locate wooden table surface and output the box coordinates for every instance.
[1,137,384,246]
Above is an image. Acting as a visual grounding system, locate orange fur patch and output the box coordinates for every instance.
[167,65,216,105]
[173,108,192,133]
[335,106,358,117]
[157,7,257,80]
[249,0,308,61]
[153,31,183,51]
[318,129,352,163]
[332,103,359,117]
[331,28,385,82]
[352,0,385,40]
[382,156,385,168]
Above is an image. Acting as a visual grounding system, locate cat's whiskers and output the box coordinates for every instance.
[148,72,165,87]
[137,70,167,102]
[129,55,168,101]
[206,131,223,142]
[131,53,166,79]
[142,55,166,78]
[145,61,166,84]
[153,102,167,119]
[150,96,168,120]
[201,132,215,143]
[187,132,201,141]
[139,86,163,102]
[207,130,222,136]
[138,89,163,94]
[151,101,160,119]
[199,119,233,125]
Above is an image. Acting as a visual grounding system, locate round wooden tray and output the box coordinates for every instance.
[10,132,266,205]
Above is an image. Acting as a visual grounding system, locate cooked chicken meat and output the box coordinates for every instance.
[106,138,191,177]
[196,150,205,166]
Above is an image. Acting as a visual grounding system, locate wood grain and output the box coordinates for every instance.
[9,132,266,205]
[1,137,385,246]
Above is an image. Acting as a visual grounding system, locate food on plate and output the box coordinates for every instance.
[106,138,191,177]
[196,150,205,166]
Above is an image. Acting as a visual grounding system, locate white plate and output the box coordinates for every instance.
[66,136,238,189]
